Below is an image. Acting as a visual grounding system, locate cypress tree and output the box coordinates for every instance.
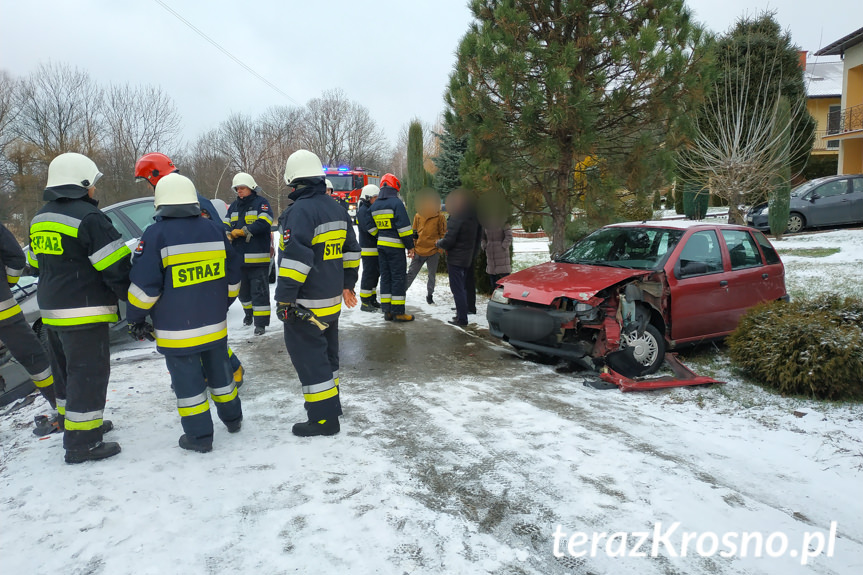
[406,121,424,219]
[769,96,792,239]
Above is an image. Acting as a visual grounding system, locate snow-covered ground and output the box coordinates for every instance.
[1,229,862,575]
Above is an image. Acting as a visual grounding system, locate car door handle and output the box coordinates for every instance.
[762,273,769,279]
[719,280,728,287]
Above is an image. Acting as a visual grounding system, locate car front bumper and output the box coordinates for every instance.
[746,212,770,231]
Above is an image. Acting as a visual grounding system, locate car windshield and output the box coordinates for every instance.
[556,226,685,270]
[790,179,827,197]
[326,175,353,192]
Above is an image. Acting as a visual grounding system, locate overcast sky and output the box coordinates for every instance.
[1,0,860,151]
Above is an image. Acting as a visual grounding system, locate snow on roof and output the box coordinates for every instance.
[804,60,844,98]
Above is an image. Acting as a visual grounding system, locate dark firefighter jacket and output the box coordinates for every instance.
[227,191,273,267]
[275,181,360,322]
[28,195,132,329]
[126,215,241,356]
[1,223,27,325]
[369,186,414,250]
[356,199,378,256]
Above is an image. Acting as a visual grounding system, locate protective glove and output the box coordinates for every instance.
[276,302,303,324]
[230,228,246,239]
[129,321,155,341]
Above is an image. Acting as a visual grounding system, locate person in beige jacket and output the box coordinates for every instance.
[405,192,446,304]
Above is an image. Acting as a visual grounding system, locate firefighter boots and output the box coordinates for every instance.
[179,434,213,453]
[254,326,265,336]
[292,417,340,437]
[243,312,253,326]
[65,441,121,464]
[225,417,242,433]
[361,302,378,313]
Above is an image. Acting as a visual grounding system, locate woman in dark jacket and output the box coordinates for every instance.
[436,190,478,326]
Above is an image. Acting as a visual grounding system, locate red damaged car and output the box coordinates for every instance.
[487,221,788,376]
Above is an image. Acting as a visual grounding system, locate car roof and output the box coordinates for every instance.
[101,196,154,212]
[606,220,754,231]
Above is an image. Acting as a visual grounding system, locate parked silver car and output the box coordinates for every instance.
[746,174,863,233]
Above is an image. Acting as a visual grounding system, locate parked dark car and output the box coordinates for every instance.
[487,221,788,377]
[747,174,863,233]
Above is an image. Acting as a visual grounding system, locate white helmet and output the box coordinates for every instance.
[154,173,199,209]
[325,179,334,191]
[210,198,229,223]
[46,152,102,190]
[284,149,324,186]
[361,184,380,200]
[232,172,259,191]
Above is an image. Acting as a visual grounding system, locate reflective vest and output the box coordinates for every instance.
[126,215,242,355]
[226,192,274,267]
[28,198,131,329]
[275,182,360,321]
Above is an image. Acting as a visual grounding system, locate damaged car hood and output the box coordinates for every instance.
[500,262,650,305]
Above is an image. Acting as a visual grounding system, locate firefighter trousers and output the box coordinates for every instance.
[0,310,55,408]
[359,253,380,304]
[165,342,242,442]
[378,246,407,315]
[46,324,111,450]
[239,266,270,327]
[283,316,341,421]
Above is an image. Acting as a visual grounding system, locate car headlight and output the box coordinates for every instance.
[490,287,509,304]
[761,207,768,215]
[574,302,594,313]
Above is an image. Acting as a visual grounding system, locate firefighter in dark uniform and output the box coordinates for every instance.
[326,179,350,212]
[1,223,57,418]
[275,150,360,437]
[28,153,131,463]
[227,172,273,335]
[356,184,381,312]
[126,173,243,452]
[370,173,415,321]
[134,153,245,385]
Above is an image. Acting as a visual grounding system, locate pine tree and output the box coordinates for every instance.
[445,0,707,254]
[432,125,467,199]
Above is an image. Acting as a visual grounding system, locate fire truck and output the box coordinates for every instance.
[323,166,381,222]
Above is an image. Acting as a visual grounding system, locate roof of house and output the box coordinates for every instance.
[804,60,844,98]
[814,26,863,56]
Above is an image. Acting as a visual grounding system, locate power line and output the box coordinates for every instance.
[153,0,300,106]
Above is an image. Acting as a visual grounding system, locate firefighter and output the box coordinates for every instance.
[369,173,415,321]
[356,184,381,312]
[1,222,57,430]
[28,153,131,463]
[226,172,273,335]
[275,149,360,437]
[326,179,349,212]
[134,153,245,385]
[127,173,243,452]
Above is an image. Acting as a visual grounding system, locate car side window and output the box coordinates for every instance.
[721,230,763,269]
[104,210,135,243]
[816,180,848,198]
[853,178,863,193]
[676,230,723,278]
[753,230,781,265]
[119,201,156,236]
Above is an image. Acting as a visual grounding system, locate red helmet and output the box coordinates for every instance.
[380,173,401,192]
[135,153,178,187]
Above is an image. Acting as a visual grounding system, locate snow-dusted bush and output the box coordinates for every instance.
[728,296,863,400]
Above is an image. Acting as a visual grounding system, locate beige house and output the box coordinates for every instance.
[803,57,843,159]
[815,27,863,174]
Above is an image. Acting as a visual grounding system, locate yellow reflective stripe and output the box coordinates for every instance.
[244,256,270,264]
[127,291,156,310]
[241,301,252,309]
[157,326,227,349]
[228,283,240,297]
[279,268,307,282]
[27,250,39,268]
[380,297,391,303]
[43,314,118,326]
[259,213,273,224]
[64,418,103,431]
[178,402,211,417]
[33,374,54,388]
[343,259,360,268]
[162,250,226,267]
[92,244,131,271]
[360,248,378,256]
[378,239,404,248]
[57,404,66,416]
[0,304,23,321]
[30,221,79,238]
[7,275,19,285]
[211,387,238,403]
[309,302,341,317]
[391,298,406,305]
[253,311,270,316]
[304,386,339,403]
[311,230,347,245]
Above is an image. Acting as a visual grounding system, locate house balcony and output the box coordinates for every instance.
[826,103,863,140]
[812,130,840,153]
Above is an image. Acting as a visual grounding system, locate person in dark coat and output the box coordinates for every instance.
[436,189,479,326]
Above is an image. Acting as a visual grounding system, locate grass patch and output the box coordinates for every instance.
[777,247,840,258]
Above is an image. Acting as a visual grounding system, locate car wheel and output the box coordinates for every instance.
[618,323,665,376]
[786,213,805,234]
